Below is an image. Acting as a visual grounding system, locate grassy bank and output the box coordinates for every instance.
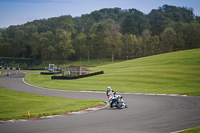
[25,49,200,96]
[0,72,5,76]
[177,126,200,133]
[0,88,106,121]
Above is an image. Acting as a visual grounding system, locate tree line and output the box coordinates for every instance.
[0,4,200,63]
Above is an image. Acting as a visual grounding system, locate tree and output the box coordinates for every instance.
[39,35,49,61]
[184,20,200,49]
[55,29,75,61]
[24,23,38,36]
[85,33,95,62]
[122,9,150,35]
[13,27,27,58]
[104,19,123,62]
[150,35,161,55]
[148,9,167,35]
[140,29,152,56]
[160,5,194,23]
[29,31,54,61]
[0,36,13,57]
[77,32,87,59]
[93,23,108,63]
[29,32,41,60]
[122,34,137,59]
[167,22,186,51]
[160,27,177,52]
[196,16,200,24]
[47,45,55,60]
[175,32,185,51]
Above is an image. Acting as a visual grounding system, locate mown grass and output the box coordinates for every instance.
[0,71,5,76]
[25,49,200,96]
[0,88,106,121]
[177,126,200,133]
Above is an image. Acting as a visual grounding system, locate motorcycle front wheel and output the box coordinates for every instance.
[115,101,122,109]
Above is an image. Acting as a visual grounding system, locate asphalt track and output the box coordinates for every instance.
[0,70,200,133]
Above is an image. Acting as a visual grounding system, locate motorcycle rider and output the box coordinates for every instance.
[106,86,116,108]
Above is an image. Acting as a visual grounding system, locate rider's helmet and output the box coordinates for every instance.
[107,86,113,96]
[107,86,112,91]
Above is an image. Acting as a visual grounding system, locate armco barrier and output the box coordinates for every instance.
[0,67,20,70]
[41,71,62,75]
[51,71,104,80]
[23,68,45,70]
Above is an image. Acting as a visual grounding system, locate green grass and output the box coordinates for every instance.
[0,88,106,121]
[177,127,200,133]
[0,71,5,76]
[25,49,200,96]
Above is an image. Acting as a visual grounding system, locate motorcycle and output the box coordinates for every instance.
[109,94,128,109]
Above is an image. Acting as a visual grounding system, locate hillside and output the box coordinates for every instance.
[25,48,200,96]
[90,48,200,96]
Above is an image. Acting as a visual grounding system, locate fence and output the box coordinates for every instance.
[51,71,104,80]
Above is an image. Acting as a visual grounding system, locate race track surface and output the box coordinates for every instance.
[0,70,200,133]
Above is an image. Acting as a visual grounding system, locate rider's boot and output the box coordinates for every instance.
[110,102,113,108]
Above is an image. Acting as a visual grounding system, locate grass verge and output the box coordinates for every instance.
[24,49,200,96]
[0,88,106,121]
[177,126,200,133]
[0,72,5,76]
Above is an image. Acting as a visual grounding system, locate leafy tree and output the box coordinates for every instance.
[167,22,186,50]
[148,9,167,35]
[24,23,38,36]
[93,23,108,63]
[13,27,27,57]
[55,29,75,61]
[29,32,41,60]
[104,19,123,62]
[85,33,95,62]
[141,29,152,56]
[196,16,200,24]
[160,27,177,52]
[0,36,13,57]
[29,31,55,61]
[135,36,143,57]
[46,45,55,60]
[184,20,200,49]
[122,34,137,59]
[39,35,49,61]
[73,32,87,59]
[150,35,161,55]
[160,4,194,23]
[74,15,94,34]
[175,32,185,51]
[122,9,150,35]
